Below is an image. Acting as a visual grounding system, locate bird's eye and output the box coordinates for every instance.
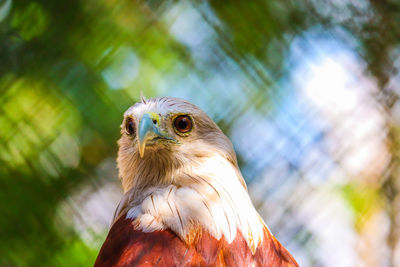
[125,117,136,135]
[173,115,193,134]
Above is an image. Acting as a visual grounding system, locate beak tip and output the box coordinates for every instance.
[139,145,145,158]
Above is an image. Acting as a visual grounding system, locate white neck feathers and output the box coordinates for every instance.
[125,153,266,253]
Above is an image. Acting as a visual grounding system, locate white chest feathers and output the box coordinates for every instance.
[126,154,266,253]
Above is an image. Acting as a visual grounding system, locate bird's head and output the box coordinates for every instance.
[117,97,240,192]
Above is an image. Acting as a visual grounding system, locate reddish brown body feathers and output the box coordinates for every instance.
[94,215,298,267]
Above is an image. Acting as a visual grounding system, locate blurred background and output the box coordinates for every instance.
[1,0,400,266]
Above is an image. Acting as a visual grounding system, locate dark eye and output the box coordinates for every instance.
[173,115,193,134]
[125,117,136,135]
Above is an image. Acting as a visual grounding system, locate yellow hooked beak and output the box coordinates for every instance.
[138,112,178,158]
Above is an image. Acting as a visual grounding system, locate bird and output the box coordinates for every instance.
[94,97,298,267]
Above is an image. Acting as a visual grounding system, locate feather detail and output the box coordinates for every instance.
[140,92,147,104]
[94,215,298,267]
[120,153,265,253]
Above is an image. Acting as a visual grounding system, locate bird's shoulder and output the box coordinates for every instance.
[94,214,216,267]
[94,214,298,267]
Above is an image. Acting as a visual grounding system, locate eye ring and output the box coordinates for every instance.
[173,115,193,135]
[125,117,136,136]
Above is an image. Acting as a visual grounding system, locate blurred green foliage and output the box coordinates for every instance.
[341,182,382,231]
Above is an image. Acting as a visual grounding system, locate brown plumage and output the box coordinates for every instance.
[94,97,298,267]
[95,215,298,267]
